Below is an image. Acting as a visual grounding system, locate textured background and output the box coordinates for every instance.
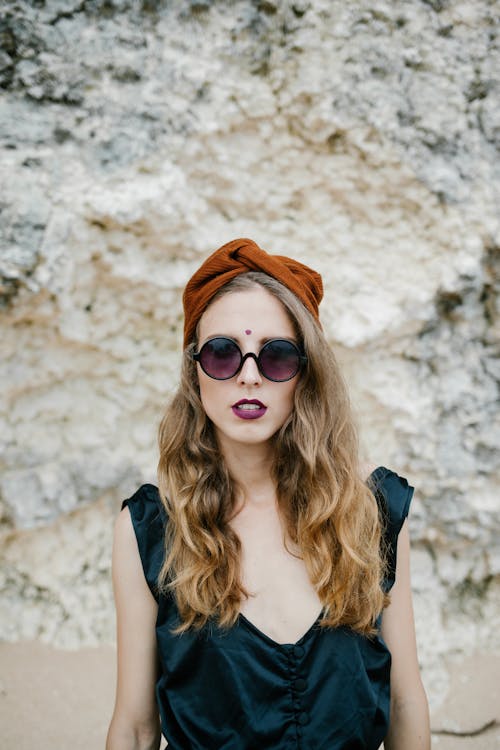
[1,0,499,741]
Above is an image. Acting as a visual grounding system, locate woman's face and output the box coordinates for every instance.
[196,286,300,453]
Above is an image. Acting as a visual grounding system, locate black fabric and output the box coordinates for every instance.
[368,466,414,592]
[122,466,414,750]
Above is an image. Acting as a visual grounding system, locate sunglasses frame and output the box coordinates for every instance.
[193,337,307,382]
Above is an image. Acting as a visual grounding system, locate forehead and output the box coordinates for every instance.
[198,287,295,340]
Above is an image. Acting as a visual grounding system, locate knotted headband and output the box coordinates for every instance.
[182,238,323,347]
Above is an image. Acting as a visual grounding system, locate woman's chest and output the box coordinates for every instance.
[230,502,322,644]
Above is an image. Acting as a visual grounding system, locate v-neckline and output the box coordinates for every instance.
[236,466,384,648]
[238,608,324,648]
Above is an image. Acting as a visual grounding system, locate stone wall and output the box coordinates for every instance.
[1,0,499,712]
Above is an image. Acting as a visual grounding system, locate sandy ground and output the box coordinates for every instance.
[0,641,499,749]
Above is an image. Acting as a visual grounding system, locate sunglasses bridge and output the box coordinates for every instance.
[238,350,265,374]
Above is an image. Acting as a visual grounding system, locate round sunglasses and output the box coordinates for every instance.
[193,337,307,382]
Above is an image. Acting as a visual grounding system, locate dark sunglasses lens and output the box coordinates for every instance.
[259,340,301,381]
[199,338,241,379]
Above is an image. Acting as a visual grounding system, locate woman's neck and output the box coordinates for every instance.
[218,437,276,508]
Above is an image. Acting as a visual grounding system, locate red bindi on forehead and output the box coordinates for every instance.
[245,329,252,335]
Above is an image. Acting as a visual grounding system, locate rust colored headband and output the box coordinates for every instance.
[182,238,323,348]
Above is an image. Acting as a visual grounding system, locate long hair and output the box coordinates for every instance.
[157,272,388,634]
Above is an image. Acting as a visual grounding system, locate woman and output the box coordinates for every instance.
[106,238,430,750]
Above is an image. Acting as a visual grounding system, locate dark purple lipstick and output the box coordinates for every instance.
[232,399,267,420]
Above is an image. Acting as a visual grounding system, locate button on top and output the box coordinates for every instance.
[293,645,305,659]
[298,711,309,725]
[294,677,307,692]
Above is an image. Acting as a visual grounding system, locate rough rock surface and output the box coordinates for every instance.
[1,0,499,720]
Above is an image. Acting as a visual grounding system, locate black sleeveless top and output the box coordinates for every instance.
[123,466,414,750]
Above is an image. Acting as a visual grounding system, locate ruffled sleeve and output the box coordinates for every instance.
[122,484,166,601]
[368,466,414,592]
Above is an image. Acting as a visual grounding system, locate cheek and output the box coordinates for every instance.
[280,381,298,415]
[197,371,221,413]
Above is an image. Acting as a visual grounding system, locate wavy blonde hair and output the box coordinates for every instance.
[158,272,388,634]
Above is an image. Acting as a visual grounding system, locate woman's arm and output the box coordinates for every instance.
[381,520,431,750]
[106,507,162,750]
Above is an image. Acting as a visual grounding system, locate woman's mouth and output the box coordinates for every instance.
[232,399,267,420]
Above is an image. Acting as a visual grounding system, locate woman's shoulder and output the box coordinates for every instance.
[121,483,164,521]
[120,483,166,600]
[366,465,416,592]
[367,465,415,527]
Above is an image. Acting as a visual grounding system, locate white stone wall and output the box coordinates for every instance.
[1,0,499,711]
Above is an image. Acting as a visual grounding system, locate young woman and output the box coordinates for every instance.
[106,238,430,750]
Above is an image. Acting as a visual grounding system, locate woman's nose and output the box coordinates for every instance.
[237,354,262,385]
